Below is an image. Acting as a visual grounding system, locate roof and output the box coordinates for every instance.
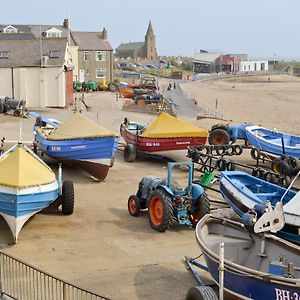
[141,112,208,138]
[145,21,154,37]
[0,33,36,41]
[0,38,67,67]
[116,42,144,51]
[193,53,221,63]
[48,112,117,140]
[0,25,32,33]
[71,31,113,51]
[0,145,56,188]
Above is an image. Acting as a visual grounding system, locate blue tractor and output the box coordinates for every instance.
[128,162,210,232]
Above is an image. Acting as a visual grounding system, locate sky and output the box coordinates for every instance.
[2,0,300,60]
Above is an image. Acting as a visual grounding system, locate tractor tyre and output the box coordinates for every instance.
[62,181,75,215]
[208,128,230,145]
[190,193,210,227]
[124,144,136,162]
[278,160,291,176]
[185,286,218,300]
[288,157,300,173]
[148,190,174,232]
[128,195,141,217]
[109,83,117,92]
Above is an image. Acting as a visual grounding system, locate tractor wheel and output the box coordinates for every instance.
[148,190,174,232]
[208,129,230,145]
[124,144,136,162]
[128,195,141,217]
[109,83,117,92]
[62,181,75,215]
[288,157,300,173]
[271,158,281,174]
[190,193,210,227]
[185,286,218,300]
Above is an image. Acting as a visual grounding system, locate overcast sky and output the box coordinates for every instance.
[2,0,300,60]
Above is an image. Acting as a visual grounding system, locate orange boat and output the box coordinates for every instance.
[118,87,134,98]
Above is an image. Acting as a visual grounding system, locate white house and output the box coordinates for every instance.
[240,60,269,72]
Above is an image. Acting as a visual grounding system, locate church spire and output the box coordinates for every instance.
[145,21,154,37]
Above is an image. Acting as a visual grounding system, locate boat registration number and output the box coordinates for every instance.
[146,142,160,147]
[51,146,61,152]
[275,288,300,300]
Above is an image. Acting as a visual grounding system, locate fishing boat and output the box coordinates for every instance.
[195,212,300,299]
[0,144,73,242]
[220,170,300,243]
[245,125,300,158]
[120,112,208,162]
[33,112,119,181]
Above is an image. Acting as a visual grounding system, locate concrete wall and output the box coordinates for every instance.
[240,60,269,72]
[0,66,66,108]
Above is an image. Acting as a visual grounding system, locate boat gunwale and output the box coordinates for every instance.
[196,215,300,286]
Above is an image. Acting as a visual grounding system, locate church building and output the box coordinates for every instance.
[115,21,158,60]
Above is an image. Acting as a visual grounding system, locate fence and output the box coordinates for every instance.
[0,252,109,300]
[178,82,224,120]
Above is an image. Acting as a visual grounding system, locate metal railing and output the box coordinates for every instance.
[0,252,109,300]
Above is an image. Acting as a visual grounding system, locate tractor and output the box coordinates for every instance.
[127,162,210,232]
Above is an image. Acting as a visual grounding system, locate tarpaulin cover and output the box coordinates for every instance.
[48,112,117,140]
[0,146,55,187]
[140,112,208,138]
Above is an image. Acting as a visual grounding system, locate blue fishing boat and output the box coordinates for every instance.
[245,125,300,158]
[195,213,300,300]
[219,170,300,244]
[0,144,74,242]
[33,112,119,181]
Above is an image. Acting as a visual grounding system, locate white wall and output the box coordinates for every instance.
[240,61,269,72]
[0,67,66,108]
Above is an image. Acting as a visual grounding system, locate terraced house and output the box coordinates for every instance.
[0,19,113,108]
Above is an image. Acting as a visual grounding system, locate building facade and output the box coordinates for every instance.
[115,21,158,61]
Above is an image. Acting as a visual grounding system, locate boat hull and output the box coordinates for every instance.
[35,128,119,180]
[0,182,59,240]
[120,123,207,152]
[196,215,300,300]
[245,125,300,158]
[219,171,300,244]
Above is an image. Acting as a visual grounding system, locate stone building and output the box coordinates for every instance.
[115,21,158,61]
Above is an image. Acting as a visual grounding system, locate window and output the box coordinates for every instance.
[86,69,90,75]
[95,51,106,61]
[96,68,107,78]
[84,51,90,61]
[0,51,9,59]
[49,51,59,58]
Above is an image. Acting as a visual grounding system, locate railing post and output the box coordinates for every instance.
[0,253,3,297]
[63,282,67,300]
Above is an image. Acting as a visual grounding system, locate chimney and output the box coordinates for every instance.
[63,19,69,29]
[102,27,107,40]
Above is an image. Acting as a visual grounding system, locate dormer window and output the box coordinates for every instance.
[0,51,9,59]
[45,27,62,38]
[3,25,18,33]
[49,51,60,58]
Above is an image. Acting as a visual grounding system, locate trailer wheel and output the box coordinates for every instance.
[288,157,300,173]
[185,286,218,300]
[128,195,141,217]
[250,148,261,160]
[226,161,236,171]
[148,190,174,232]
[279,176,291,188]
[190,193,210,227]
[271,158,281,174]
[109,83,118,92]
[252,167,259,177]
[62,181,74,215]
[233,144,243,155]
[124,144,136,162]
[264,171,276,183]
[208,128,230,145]
[0,101,3,114]
[218,159,227,171]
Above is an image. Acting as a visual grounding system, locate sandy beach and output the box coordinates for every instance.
[0,73,299,299]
